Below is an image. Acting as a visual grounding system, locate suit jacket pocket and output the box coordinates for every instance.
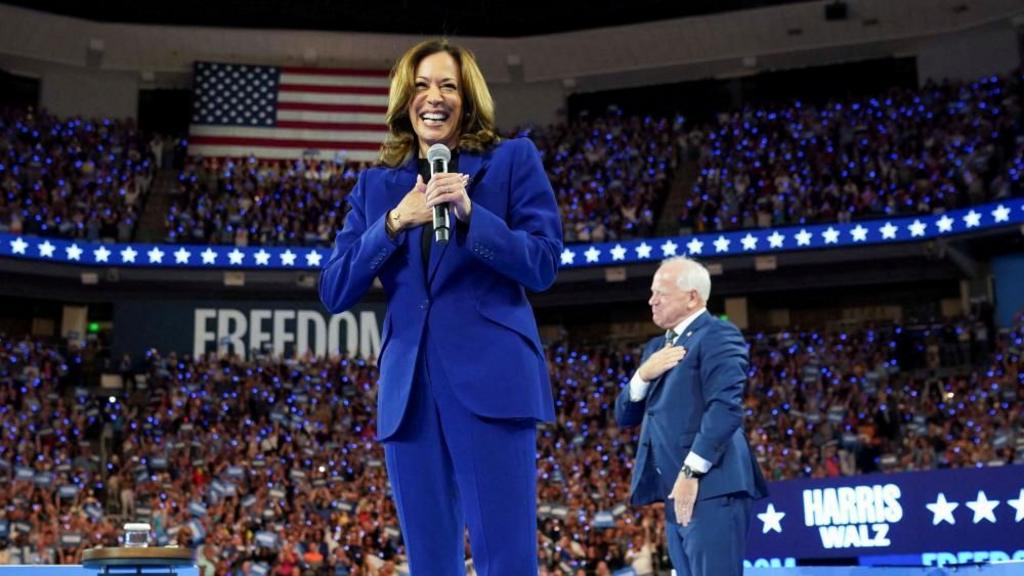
[474,283,542,355]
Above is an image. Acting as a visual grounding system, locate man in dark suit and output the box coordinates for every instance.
[616,256,767,576]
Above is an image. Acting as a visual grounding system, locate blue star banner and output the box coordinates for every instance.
[745,464,1024,568]
[558,199,1024,268]
[1,237,325,269]
[2,199,1022,270]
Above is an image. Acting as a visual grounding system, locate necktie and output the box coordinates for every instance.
[664,329,678,348]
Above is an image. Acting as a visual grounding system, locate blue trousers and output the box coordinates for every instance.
[383,338,538,575]
[665,493,752,576]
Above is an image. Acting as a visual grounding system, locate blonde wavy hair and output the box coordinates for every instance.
[378,39,500,167]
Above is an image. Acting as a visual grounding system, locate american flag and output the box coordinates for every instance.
[188,61,389,162]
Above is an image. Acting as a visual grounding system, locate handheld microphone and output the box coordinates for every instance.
[427,143,452,244]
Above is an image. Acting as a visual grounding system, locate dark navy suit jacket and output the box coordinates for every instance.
[616,312,768,506]
[319,138,562,440]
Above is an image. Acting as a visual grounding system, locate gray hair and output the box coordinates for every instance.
[661,256,711,302]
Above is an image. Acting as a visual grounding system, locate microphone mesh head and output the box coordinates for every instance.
[427,143,451,164]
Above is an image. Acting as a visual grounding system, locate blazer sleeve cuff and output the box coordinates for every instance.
[365,212,403,271]
[684,451,712,474]
[628,372,650,402]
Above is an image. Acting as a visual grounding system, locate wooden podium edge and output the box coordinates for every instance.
[82,547,195,566]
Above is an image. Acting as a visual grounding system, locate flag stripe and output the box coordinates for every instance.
[281,66,390,78]
[277,102,387,114]
[190,135,382,150]
[279,73,391,88]
[187,145,379,162]
[277,92,388,106]
[279,83,389,96]
[276,120,385,132]
[277,110,384,124]
[190,127,384,143]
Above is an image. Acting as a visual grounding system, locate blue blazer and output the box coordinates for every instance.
[615,312,768,506]
[320,138,562,440]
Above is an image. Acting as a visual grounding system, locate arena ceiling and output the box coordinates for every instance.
[2,0,812,37]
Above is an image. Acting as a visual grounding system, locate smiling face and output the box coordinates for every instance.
[408,51,463,158]
[648,261,699,330]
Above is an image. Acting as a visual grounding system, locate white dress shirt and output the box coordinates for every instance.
[628,308,712,474]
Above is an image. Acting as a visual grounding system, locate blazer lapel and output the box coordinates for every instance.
[409,225,429,285]
[457,151,485,191]
[676,312,711,347]
[426,229,449,287]
[426,150,487,287]
[385,156,419,210]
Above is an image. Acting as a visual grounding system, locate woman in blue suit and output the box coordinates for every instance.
[319,39,562,575]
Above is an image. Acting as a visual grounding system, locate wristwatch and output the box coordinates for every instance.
[681,464,703,479]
